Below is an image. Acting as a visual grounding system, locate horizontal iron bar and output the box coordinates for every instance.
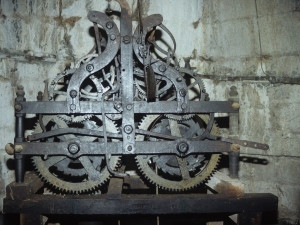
[15,140,231,157]
[3,193,278,214]
[27,128,123,141]
[17,101,237,114]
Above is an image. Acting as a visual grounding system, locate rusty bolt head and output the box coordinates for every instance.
[106,21,114,29]
[14,104,22,111]
[179,89,187,97]
[159,64,166,72]
[123,35,131,44]
[86,64,94,72]
[124,125,133,134]
[5,143,15,155]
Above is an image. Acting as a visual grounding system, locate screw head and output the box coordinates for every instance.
[106,21,114,29]
[110,34,116,41]
[86,64,94,72]
[14,104,22,111]
[126,104,132,110]
[69,90,77,98]
[127,145,133,151]
[159,64,166,72]
[68,143,80,154]
[124,125,133,134]
[179,89,187,97]
[176,77,182,82]
[177,141,189,154]
[181,103,187,110]
[123,35,131,44]
[70,104,76,110]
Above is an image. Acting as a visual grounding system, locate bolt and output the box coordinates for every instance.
[158,64,166,72]
[181,103,187,110]
[14,144,23,153]
[69,90,77,98]
[110,34,116,41]
[5,143,15,155]
[179,89,187,97]
[86,64,94,72]
[232,102,240,110]
[14,104,22,111]
[176,77,182,82]
[70,104,76,110]
[127,145,133,151]
[68,143,80,154]
[230,144,240,152]
[106,21,114,29]
[124,125,133,134]
[126,104,132,110]
[115,103,121,109]
[177,141,189,154]
[123,35,131,44]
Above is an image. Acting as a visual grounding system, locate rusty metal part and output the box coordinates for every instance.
[8,0,270,193]
[135,114,220,191]
[32,115,121,193]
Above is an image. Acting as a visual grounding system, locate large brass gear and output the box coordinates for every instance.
[135,114,220,191]
[32,115,121,193]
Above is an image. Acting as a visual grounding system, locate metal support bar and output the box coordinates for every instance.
[14,140,232,157]
[15,85,26,183]
[15,101,238,114]
[229,151,240,179]
[3,193,278,215]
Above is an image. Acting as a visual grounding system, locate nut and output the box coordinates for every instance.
[86,64,94,72]
[123,35,131,44]
[158,64,166,72]
[124,125,133,134]
[230,144,240,152]
[68,143,80,154]
[14,144,23,153]
[106,21,114,29]
[177,141,189,154]
[5,143,15,155]
[14,104,22,112]
[232,102,240,110]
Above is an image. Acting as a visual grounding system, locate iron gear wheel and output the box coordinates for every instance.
[149,118,205,176]
[32,115,121,193]
[135,114,220,191]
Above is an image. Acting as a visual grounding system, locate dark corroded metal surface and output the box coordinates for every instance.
[3,193,278,215]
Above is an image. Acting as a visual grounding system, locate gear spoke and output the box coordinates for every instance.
[176,157,190,180]
[79,156,100,182]
[44,156,66,169]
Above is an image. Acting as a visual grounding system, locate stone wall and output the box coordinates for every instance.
[0,0,299,223]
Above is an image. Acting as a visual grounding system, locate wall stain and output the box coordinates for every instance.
[192,18,200,29]
[62,16,81,28]
[131,0,150,21]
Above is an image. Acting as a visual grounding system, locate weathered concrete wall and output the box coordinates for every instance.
[0,0,299,223]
